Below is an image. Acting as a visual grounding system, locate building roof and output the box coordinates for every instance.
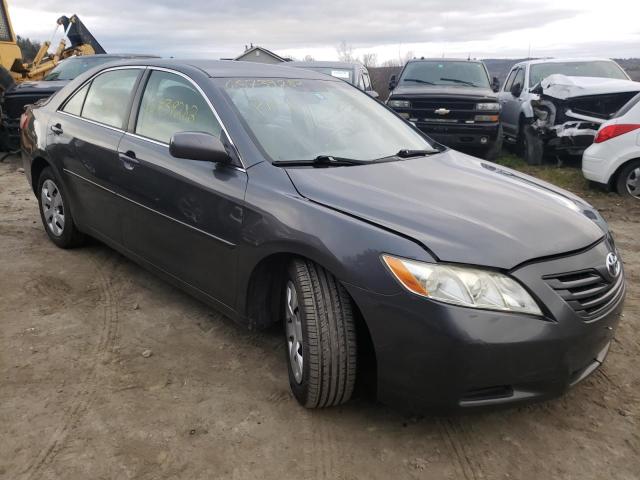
[287,60,360,69]
[234,46,288,63]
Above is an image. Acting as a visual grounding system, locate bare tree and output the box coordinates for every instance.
[381,58,401,67]
[336,41,355,63]
[401,50,415,65]
[360,52,378,67]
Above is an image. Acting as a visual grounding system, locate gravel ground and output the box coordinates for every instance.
[0,154,638,480]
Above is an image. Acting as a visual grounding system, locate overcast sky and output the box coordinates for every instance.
[10,0,640,63]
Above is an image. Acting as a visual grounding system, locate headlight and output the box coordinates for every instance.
[382,255,542,316]
[388,99,411,109]
[476,102,501,111]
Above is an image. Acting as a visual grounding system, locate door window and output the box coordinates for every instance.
[362,72,372,91]
[81,69,140,128]
[511,68,525,93]
[62,83,90,116]
[135,71,221,144]
[503,68,517,92]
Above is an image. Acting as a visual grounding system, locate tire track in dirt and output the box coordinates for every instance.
[300,412,341,480]
[21,250,122,479]
[437,418,484,480]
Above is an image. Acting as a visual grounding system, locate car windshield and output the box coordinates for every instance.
[44,56,122,81]
[399,61,490,88]
[218,78,433,162]
[300,67,354,84]
[529,61,628,87]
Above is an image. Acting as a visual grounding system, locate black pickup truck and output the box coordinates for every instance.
[386,58,502,159]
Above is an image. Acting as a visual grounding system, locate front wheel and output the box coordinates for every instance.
[284,259,357,408]
[615,160,640,199]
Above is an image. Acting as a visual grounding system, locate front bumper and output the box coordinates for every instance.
[415,122,500,151]
[347,239,624,412]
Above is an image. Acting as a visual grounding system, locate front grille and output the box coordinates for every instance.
[408,97,479,123]
[544,268,624,320]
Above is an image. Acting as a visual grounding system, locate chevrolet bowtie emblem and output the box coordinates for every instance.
[434,108,450,115]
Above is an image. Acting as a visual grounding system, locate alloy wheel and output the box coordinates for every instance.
[41,179,65,236]
[285,280,304,384]
[626,167,640,198]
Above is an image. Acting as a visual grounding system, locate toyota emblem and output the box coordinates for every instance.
[606,252,621,278]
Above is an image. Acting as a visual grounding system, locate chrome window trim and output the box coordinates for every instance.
[56,64,246,169]
[63,168,237,247]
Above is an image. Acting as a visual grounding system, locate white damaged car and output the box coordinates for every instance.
[498,58,639,164]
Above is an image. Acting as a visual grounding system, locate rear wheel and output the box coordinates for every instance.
[615,160,640,199]
[37,167,84,248]
[284,259,357,408]
[481,126,503,161]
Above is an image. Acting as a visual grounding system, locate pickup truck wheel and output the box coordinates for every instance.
[37,167,84,248]
[616,160,640,199]
[284,259,357,408]
[522,124,544,165]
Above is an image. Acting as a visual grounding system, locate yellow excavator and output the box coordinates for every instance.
[0,0,105,91]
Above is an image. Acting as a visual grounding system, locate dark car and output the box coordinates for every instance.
[387,58,502,159]
[287,60,378,97]
[0,54,156,151]
[21,59,625,412]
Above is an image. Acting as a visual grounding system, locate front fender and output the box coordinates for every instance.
[235,162,433,313]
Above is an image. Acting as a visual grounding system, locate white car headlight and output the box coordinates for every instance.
[388,99,411,109]
[383,255,542,316]
[476,102,501,111]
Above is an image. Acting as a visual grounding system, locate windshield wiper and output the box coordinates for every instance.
[403,78,435,85]
[394,148,441,158]
[440,77,478,87]
[272,155,370,168]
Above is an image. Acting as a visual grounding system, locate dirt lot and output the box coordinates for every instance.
[0,154,638,480]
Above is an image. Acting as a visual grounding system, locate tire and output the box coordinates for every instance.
[481,126,503,161]
[522,124,544,165]
[37,167,85,248]
[284,258,357,408]
[615,160,640,199]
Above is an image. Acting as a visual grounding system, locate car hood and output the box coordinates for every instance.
[5,80,68,95]
[285,150,605,270]
[390,85,497,99]
[538,75,640,100]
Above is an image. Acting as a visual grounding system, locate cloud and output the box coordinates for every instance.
[9,0,640,60]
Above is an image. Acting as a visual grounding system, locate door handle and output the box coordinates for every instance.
[50,123,63,135]
[119,150,140,170]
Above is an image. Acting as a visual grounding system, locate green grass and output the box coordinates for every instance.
[492,151,600,197]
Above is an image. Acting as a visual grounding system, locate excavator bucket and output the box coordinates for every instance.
[57,15,106,54]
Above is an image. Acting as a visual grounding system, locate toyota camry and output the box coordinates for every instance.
[21,59,625,411]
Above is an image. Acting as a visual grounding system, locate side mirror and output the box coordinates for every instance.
[510,82,523,98]
[169,131,231,164]
[366,90,380,99]
[389,74,397,91]
[491,76,500,92]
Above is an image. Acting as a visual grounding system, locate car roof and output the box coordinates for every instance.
[63,53,159,60]
[287,61,359,69]
[514,57,618,68]
[405,58,485,64]
[99,58,343,80]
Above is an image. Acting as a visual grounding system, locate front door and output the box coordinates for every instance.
[116,69,247,307]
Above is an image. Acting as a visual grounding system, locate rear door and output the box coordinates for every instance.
[49,67,143,244]
[116,69,247,307]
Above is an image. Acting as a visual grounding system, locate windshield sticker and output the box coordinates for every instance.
[331,70,350,79]
[225,78,303,89]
